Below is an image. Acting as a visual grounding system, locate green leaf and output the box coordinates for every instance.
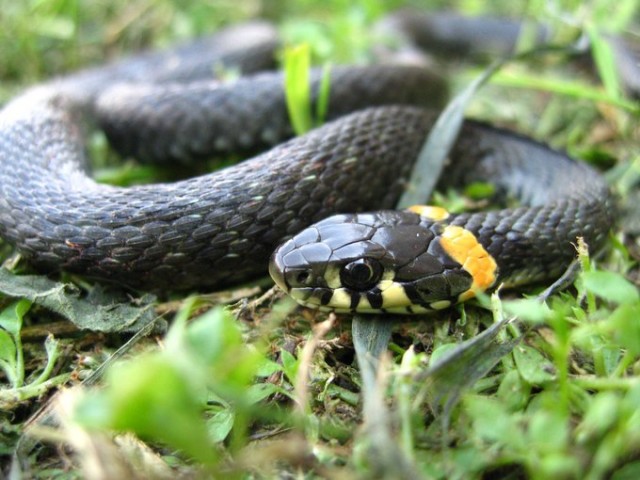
[464,395,523,447]
[168,305,263,400]
[74,304,272,466]
[76,353,217,466]
[245,382,287,404]
[513,344,556,386]
[421,317,518,415]
[30,334,63,387]
[284,43,313,135]
[428,343,459,366]
[575,392,621,443]
[503,298,552,324]
[463,182,495,200]
[0,269,157,332]
[536,453,580,479]
[180,307,244,368]
[44,334,60,361]
[496,369,531,411]
[581,271,640,305]
[351,315,421,479]
[593,344,623,377]
[0,299,30,388]
[527,407,569,453]
[207,409,235,443]
[280,349,299,384]
[0,329,17,383]
[607,304,640,355]
[0,298,31,337]
[611,461,640,480]
[254,358,283,377]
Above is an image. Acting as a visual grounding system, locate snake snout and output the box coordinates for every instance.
[269,235,332,293]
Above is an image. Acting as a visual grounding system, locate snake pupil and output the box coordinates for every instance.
[340,258,383,291]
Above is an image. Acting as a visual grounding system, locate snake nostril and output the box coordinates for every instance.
[296,271,310,285]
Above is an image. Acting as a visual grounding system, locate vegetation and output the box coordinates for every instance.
[1,0,639,478]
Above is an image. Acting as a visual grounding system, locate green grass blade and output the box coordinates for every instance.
[586,25,622,100]
[398,59,504,208]
[491,71,640,114]
[284,43,313,135]
[315,63,332,124]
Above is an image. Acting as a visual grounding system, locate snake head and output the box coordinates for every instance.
[269,210,489,314]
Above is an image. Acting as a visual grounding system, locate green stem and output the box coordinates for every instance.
[0,373,72,409]
[14,332,24,388]
[572,375,638,392]
[611,350,636,378]
[398,349,416,460]
[30,336,61,387]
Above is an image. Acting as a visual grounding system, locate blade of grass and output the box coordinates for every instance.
[399,40,639,210]
[352,315,421,478]
[491,71,639,113]
[398,59,505,208]
[586,26,623,99]
[284,43,313,135]
[315,63,332,125]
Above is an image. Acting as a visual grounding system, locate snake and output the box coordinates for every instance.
[0,12,631,310]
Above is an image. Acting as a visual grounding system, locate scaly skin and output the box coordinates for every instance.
[0,19,617,292]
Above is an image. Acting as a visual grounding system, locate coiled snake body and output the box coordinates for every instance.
[0,14,625,306]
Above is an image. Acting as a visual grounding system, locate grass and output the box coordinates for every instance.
[1,0,639,478]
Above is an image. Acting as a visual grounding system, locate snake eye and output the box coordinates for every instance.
[340,258,383,291]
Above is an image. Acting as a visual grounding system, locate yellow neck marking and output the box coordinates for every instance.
[439,225,497,301]
[407,205,450,221]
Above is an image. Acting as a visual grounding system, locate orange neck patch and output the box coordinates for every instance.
[439,225,497,301]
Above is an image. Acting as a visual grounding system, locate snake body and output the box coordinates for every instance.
[0,14,624,297]
[269,122,614,312]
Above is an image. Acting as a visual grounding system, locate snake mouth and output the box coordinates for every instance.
[284,283,457,314]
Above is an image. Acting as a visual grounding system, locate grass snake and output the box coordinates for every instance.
[0,13,630,307]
